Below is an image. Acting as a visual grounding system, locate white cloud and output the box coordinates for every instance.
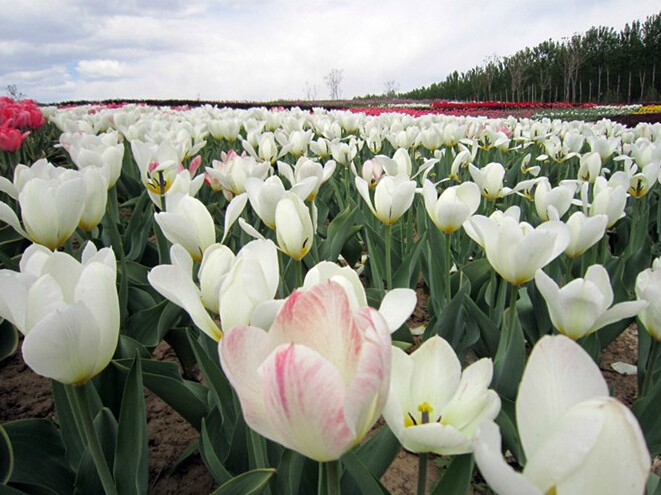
[0,0,659,102]
[76,59,127,79]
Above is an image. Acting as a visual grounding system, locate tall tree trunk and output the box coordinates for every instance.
[589,79,592,102]
[597,66,602,103]
[628,71,632,103]
[616,73,621,102]
[606,67,610,96]
[639,70,646,101]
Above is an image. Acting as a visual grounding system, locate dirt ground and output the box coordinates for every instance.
[0,319,646,495]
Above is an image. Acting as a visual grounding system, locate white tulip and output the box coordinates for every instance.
[535,265,647,340]
[474,335,650,495]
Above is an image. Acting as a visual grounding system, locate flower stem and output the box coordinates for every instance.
[642,338,659,396]
[325,460,341,495]
[69,384,118,495]
[416,453,428,495]
[444,232,452,304]
[507,282,519,333]
[385,224,393,291]
[296,258,304,288]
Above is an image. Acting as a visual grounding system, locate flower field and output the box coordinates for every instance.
[1,98,661,495]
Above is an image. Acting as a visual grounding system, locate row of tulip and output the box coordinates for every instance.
[0,101,660,495]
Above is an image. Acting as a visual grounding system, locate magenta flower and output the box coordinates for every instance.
[219,280,391,461]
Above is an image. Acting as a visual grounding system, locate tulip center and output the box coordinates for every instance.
[145,164,173,195]
[404,402,441,428]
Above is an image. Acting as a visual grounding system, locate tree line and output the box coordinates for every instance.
[400,10,661,104]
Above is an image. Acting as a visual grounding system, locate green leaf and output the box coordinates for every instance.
[51,382,85,471]
[113,355,148,495]
[124,300,183,347]
[73,408,117,495]
[632,372,661,457]
[188,332,236,420]
[199,418,233,484]
[429,454,474,495]
[646,472,661,495]
[0,424,13,484]
[0,320,18,363]
[124,190,153,262]
[353,425,400,479]
[318,204,362,262]
[463,296,499,357]
[340,450,389,495]
[209,468,276,495]
[492,308,526,402]
[275,449,306,495]
[495,398,525,465]
[362,226,384,294]
[3,419,74,495]
[392,231,426,289]
[112,358,208,431]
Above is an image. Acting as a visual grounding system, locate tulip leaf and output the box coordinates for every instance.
[392,231,426,289]
[340,450,389,495]
[646,472,661,495]
[429,453,474,495]
[208,468,276,495]
[632,368,661,457]
[124,190,153,262]
[362,229,384,294]
[124,299,183,347]
[495,398,525,465]
[73,408,117,495]
[51,382,85,471]
[2,419,74,495]
[0,319,18,363]
[188,332,236,422]
[113,355,148,495]
[463,296,499,358]
[353,425,400,479]
[516,285,552,346]
[319,204,362,263]
[275,449,307,495]
[0,424,13,484]
[199,418,233,484]
[492,307,526,401]
[112,358,208,431]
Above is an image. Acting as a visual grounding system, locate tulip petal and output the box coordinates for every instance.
[473,421,543,495]
[22,303,109,384]
[409,336,461,411]
[441,359,500,435]
[591,300,648,334]
[378,288,416,332]
[74,262,119,360]
[516,335,609,462]
[219,325,273,438]
[148,263,221,341]
[344,307,391,441]
[269,282,362,382]
[0,271,35,333]
[258,343,353,461]
[0,201,28,239]
[400,422,472,455]
[558,398,650,495]
[522,399,606,493]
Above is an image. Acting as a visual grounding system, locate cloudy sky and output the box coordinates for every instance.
[1,0,659,103]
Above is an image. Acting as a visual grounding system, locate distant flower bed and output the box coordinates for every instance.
[430,100,597,110]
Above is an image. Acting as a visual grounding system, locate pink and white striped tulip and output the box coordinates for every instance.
[219,280,391,461]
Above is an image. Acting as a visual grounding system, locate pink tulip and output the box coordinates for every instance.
[219,280,391,461]
[0,125,29,152]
